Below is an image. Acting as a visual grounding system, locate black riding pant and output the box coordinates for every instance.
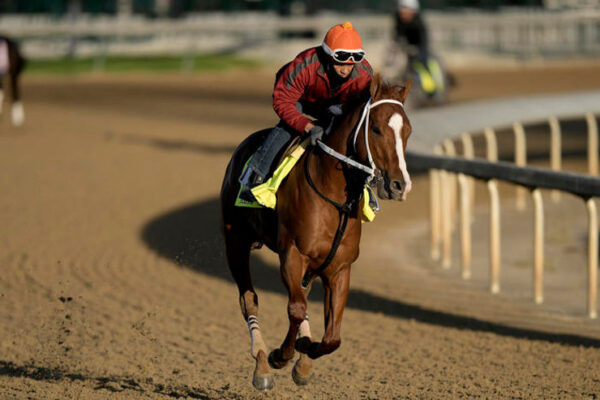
[248,122,294,183]
[248,103,341,182]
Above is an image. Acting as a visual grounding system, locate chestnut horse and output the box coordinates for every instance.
[0,35,26,126]
[220,76,412,391]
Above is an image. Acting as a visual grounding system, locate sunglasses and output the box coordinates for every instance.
[331,50,365,63]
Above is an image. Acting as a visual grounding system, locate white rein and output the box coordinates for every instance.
[316,97,405,180]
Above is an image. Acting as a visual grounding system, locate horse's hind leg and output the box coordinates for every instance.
[9,69,23,126]
[223,226,273,391]
[0,77,4,114]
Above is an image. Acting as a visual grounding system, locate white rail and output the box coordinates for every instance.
[428,112,600,318]
[1,9,599,60]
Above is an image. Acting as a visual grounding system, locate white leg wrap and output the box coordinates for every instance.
[248,315,267,359]
[298,314,311,338]
[11,101,24,126]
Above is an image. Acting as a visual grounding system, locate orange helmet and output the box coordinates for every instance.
[322,21,365,64]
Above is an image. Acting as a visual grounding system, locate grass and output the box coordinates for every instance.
[26,54,262,74]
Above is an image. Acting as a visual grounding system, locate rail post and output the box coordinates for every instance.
[430,145,443,261]
[514,122,528,211]
[532,188,544,304]
[587,198,598,319]
[443,139,458,231]
[587,113,598,176]
[485,127,500,289]
[459,174,471,279]
[488,179,501,294]
[441,167,452,269]
[461,132,476,222]
[484,127,498,162]
[549,116,562,202]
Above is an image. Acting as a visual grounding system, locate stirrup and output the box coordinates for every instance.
[366,185,380,211]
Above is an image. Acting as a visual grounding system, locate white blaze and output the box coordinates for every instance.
[388,113,412,199]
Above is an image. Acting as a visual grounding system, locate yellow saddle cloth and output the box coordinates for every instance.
[235,138,376,222]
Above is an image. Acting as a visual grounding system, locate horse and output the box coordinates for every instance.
[0,35,26,126]
[220,75,412,391]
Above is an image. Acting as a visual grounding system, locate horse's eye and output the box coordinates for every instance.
[372,126,382,135]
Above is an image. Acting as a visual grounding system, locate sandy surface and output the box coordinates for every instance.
[1,63,600,399]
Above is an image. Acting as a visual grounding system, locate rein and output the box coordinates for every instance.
[314,97,405,181]
[301,149,356,289]
[300,96,405,289]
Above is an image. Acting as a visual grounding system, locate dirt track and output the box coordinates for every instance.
[1,63,600,399]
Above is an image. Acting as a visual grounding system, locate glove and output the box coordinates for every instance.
[309,126,324,146]
[327,104,343,116]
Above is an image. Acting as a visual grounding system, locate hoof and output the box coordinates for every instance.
[253,350,274,391]
[292,359,312,386]
[296,338,321,359]
[268,348,289,370]
[295,337,312,354]
[252,373,274,392]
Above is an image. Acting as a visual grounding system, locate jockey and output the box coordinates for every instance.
[239,21,373,201]
[394,0,430,65]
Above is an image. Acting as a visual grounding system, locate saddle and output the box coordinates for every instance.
[234,135,377,223]
[235,136,308,210]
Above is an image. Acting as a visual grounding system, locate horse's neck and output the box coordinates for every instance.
[310,104,367,200]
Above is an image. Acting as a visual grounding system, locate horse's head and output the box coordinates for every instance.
[355,75,412,201]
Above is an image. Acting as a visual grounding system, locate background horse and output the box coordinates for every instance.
[0,35,26,126]
[220,76,411,391]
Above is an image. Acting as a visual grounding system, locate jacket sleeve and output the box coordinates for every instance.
[272,57,313,134]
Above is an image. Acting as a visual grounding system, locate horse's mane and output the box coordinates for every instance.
[343,76,406,116]
[336,76,407,137]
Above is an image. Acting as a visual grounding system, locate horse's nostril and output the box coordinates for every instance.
[392,180,404,192]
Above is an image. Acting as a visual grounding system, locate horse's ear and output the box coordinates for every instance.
[398,79,411,103]
[369,73,382,100]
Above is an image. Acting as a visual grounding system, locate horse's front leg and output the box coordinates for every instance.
[291,280,314,385]
[268,245,308,369]
[300,264,350,360]
[9,70,24,127]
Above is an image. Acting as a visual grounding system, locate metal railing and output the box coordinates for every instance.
[408,112,600,318]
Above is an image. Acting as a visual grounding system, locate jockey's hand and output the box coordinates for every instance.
[309,126,324,146]
[327,104,343,116]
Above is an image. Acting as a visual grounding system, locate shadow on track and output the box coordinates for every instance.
[141,197,600,348]
[116,132,237,155]
[0,360,219,399]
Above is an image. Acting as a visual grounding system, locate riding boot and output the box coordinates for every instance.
[238,166,262,202]
[239,124,293,202]
[365,184,380,211]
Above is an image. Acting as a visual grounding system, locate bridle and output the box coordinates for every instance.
[301,96,405,288]
[316,97,405,182]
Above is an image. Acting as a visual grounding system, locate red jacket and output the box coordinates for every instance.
[272,46,373,134]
